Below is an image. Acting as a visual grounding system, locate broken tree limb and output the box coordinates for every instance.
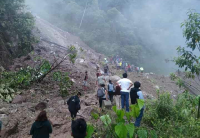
[36,55,68,83]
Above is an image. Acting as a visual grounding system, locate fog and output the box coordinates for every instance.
[124,0,200,74]
[25,0,200,74]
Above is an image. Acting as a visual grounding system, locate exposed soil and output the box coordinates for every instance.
[0,16,184,138]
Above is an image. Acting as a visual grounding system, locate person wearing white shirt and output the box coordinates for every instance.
[117,73,133,112]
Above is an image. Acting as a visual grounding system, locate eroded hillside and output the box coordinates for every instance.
[0,16,182,138]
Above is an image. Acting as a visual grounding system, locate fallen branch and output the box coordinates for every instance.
[36,55,68,83]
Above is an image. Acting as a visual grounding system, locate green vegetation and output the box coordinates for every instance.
[143,92,200,138]
[88,93,200,138]
[174,11,200,75]
[172,11,200,118]
[89,99,147,138]
[0,60,52,102]
[53,71,73,96]
[0,0,36,63]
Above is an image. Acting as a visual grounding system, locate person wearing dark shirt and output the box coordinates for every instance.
[83,71,88,91]
[71,118,87,138]
[130,81,145,127]
[30,111,52,138]
[67,92,81,119]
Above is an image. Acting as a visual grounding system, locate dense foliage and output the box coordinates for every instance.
[0,0,35,67]
[89,99,147,138]
[143,92,200,138]
[88,92,200,138]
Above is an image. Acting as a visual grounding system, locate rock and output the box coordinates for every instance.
[0,107,8,114]
[109,75,121,82]
[12,95,26,104]
[0,114,8,126]
[23,55,31,61]
[10,109,18,114]
[0,114,7,119]
[154,85,160,90]
[71,79,76,83]
[0,66,5,72]
[35,102,47,111]
[0,122,18,138]
[57,100,65,105]
[103,100,112,108]
[46,108,54,112]
[50,117,64,127]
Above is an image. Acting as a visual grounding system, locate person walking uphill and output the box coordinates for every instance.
[71,118,87,138]
[117,73,133,112]
[130,81,145,127]
[30,111,52,138]
[97,84,108,111]
[83,71,88,91]
[67,92,81,119]
[108,80,115,102]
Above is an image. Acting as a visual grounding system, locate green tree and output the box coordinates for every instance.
[0,0,35,62]
[174,11,200,75]
[173,11,200,118]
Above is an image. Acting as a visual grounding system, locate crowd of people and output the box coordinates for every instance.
[95,71,145,126]
[110,55,144,73]
[0,56,145,138]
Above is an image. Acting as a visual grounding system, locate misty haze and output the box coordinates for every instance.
[0,0,200,137]
[25,0,200,74]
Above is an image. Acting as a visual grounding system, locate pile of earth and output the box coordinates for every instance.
[0,16,182,138]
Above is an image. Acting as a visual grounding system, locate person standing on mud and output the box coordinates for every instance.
[114,83,121,109]
[97,84,109,111]
[130,81,145,127]
[30,111,53,138]
[67,92,81,119]
[117,73,133,112]
[83,71,88,91]
[108,80,115,102]
[104,64,109,75]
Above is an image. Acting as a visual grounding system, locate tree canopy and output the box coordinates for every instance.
[0,0,35,67]
[175,11,200,75]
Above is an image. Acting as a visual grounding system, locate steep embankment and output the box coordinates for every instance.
[0,16,182,138]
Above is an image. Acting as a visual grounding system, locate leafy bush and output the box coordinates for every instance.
[0,60,52,102]
[156,92,174,119]
[0,84,20,103]
[88,99,154,138]
[143,92,200,138]
[53,71,73,96]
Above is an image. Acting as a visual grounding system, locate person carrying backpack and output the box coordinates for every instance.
[30,111,52,138]
[97,84,108,111]
[108,80,115,102]
[71,118,87,138]
[130,81,145,127]
[67,92,81,119]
